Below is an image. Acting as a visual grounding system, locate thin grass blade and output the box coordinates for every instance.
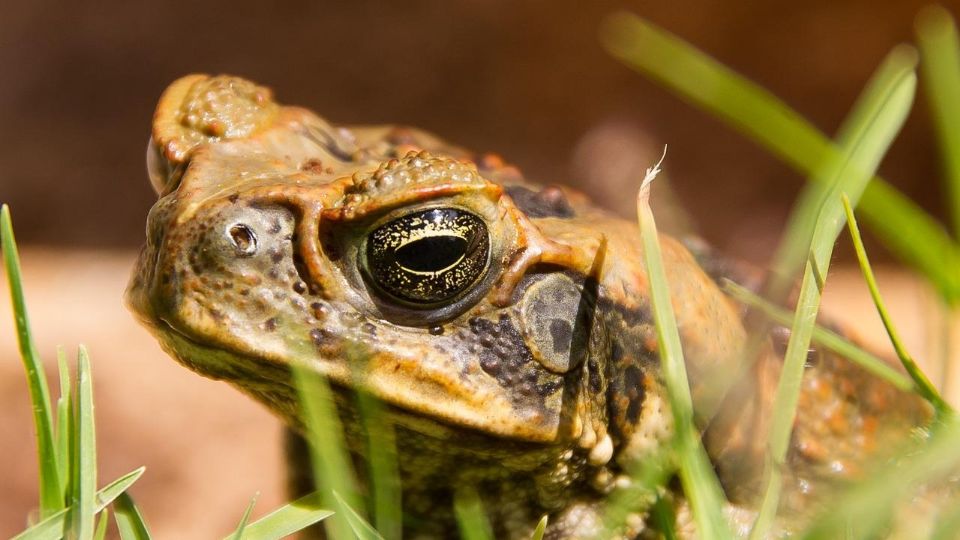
[723,281,914,392]
[637,161,732,539]
[749,48,917,539]
[918,5,960,237]
[355,388,401,540]
[11,509,69,540]
[332,491,384,540]
[56,348,71,500]
[67,346,97,540]
[12,467,145,540]
[842,194,952,414]
[453,487,494,540]
[113,493,152,540]
[651,495,679,540]
[229,493,259,540]
[766,46,920,301]
[225,491,333,540]
[92,508,109,540]
[601,14,960,304]
[292,364,362,540]
[94,468,147,511]
[530,515,548,540]
[1,204,63,516]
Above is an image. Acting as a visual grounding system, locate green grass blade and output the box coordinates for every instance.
[918,5,960,237]
[1,204,63,516]
[12,467,145,540]
[800,417,960,539]
[651,495,679,540]
[11,509,69,540]
[453,487,494,540]
[637,165,732,539]
[292,365,362,540]
[749,48,916,539]
[600,447,674,538]
[92,508,109,540]
[95,468,147,510]
[766,46,920,300]
[601,14,960,304]
[723,281,914,392]
[842,195,953,414]
[225,491,333,540]
[67,346,97,540]
[56,348,71,500]
[113,493,152,540]
[332,491,385,540]
[229,493,259,540]
[530,515,548,540]
[355,388,401,540]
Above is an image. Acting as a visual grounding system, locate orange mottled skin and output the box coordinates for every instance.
[127,75,930,538]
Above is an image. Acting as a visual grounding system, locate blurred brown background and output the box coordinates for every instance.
[2,0,959,259]
[2,1,960,538]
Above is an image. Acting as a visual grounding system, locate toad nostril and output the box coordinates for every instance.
[228,224,258,256]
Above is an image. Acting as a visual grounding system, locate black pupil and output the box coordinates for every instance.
[395,235,467,273]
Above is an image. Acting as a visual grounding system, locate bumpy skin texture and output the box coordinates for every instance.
[127,75,931,538]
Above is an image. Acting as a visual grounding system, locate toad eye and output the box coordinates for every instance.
[363,207,490,306]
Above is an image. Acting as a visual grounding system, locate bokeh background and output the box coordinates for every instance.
[4,0,959,258]
[2,1,958,537]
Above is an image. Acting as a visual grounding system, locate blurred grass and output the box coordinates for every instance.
[918,5,960,238]
[292,364,361,540]
[604,7,960,539]
[602,12,960,305]
[750,44,917,540]
[4,203,329,539]
[724,280,914,392]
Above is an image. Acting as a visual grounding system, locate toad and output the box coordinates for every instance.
[126,75,931,538]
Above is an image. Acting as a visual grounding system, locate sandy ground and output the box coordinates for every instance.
[1,249,957,538]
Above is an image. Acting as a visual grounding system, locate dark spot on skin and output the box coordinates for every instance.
[548,319,572,354]
[300,158,326,173]
[362,322,377,336]
[610,342,624,363]
[263,317,277,331]
[469,315,563,397]
[310,302,328,320]
[268,218,282,235]
[290,252,317,294]
[429,325,444,336]
[504,185,575,219]
[607,300,653,328]
[270,248,284,263]
[228,194,239,203]
[623,365,645,424]
[293,281,307,294]
[310,328,335,350]
[588,358,602,393]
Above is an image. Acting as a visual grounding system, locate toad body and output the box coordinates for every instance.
[127,75,931,538]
